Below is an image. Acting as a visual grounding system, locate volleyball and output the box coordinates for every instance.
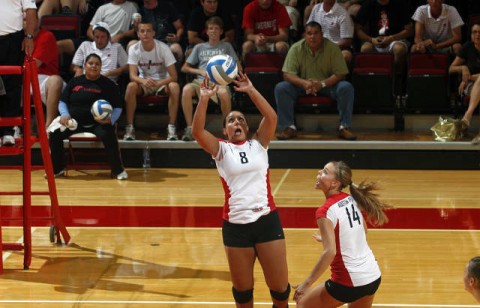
[205,54,238,86]
[91,99,112,121]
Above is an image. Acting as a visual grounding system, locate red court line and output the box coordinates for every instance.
[1,206,479,230]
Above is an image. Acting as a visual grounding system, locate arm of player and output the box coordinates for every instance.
[192,77,220,156]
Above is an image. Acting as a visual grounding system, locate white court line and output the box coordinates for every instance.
[0,301,477,307]
[2,227,36,263]
[273,168,291,196]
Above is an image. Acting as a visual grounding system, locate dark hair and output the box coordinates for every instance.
[85,53,102,65]
[329,161,393,226]
[205,16,224,29]
[305,20,322,32]
[93,26,110,38]
[223,110,246,128]
[468,257,480,282]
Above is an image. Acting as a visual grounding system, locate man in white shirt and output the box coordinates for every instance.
[0,0,37,146]
[124,22,180,141]
[72,22,128,83]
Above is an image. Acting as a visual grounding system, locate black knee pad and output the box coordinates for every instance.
[232,286,253,304]
[270,283,291,301]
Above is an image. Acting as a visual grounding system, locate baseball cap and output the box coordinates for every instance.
[93,22,110,34]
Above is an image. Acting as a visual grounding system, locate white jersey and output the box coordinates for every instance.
[128,39,176,80]
[412,4,464,43]
[316,192,381,287]
[307,2,354,44]
[214,139,276,224]
[0,0,36,36]
[90,1,138,37]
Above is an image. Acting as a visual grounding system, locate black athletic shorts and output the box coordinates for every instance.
[222,210,285,247]
[325,277,381,303]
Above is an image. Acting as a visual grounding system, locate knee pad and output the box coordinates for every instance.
[232,287,253,304]
[270,283,291,302]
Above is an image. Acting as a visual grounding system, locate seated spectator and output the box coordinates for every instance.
[449,23,480,144]
[180,16,241,141]
[72,22,128,84]
[354,0,413,94]
[37,0,87,20]
[32,22,66,127]
[465,256,480,303]
[411,0,463,55]
[48,54,128,180]
[278,0,301,42]
[186,0,235,57]
[124,22,180,141]
[274,21,356,141]
[132,0,185,63]
[306,0,355,65]
[242,0,291,62]
[57,0,139,56]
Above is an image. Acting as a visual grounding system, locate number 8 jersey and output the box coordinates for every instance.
[215,139,276,224]
[315,192,381,287]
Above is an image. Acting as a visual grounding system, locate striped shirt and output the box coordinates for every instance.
[412,4,464,43]
[307,2,354,44]
[72,41,128,83]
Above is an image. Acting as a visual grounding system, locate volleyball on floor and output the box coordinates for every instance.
[206,54,238,86]
[91,99,112,121]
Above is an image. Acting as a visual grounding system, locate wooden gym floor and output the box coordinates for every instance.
[1,168,480,307]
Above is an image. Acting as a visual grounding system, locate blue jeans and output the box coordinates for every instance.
[274,80,354,130]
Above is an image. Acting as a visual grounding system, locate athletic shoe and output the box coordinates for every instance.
[44,169,66,179]
[2,135,15,146]
[167,125,178,141]
[123,124,135,141]
[13,126,21,139]
[181,127,194,141]
[116,170,128,180]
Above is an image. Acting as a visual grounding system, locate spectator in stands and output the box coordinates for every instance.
[464,256,480,303]
[72,22,128,84]
[32,20,66,127]
[48,53,128,180]
[131,0,185,63]
[278,0,301,42]
[274,21,356,141]
[180,16,241,141]
[411,0,463,55]
[37,0,87,20]
[124,21,180,141]
[56,0,139,58]
[354,0,413,94]
[449,23,480,144]
[87,0,139,46]
[306,0,355,65]
[242,0,291,62]
[0,0,37,146]
[304,0,363,24]
[186,0,235,57]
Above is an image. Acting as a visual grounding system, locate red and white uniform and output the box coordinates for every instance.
[316,192,381,287]
[214,139,276,224]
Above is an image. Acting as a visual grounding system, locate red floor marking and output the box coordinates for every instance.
[1,206,479,229]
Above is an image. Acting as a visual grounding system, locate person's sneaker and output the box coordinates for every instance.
[44,169,66,179]
[471,133,480,145]
[181,127,194,141]
[61,5,73,15]
[338,128,357,141]
[277,127,297,140]
[123,125,136,141]
[13,126,21,139]
[2,135,15,146]
[167,125,178,141]
[116,170,128,180]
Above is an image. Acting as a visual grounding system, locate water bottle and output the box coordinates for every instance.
[143,143,151,169]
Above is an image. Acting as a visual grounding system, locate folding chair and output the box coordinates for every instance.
[239,52,286,111]
[39,15,81,40]
[351,53,395,113]
[405,53,452,114]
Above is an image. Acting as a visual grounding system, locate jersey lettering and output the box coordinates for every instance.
[239,151,249,164]
[345,204,361,228]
